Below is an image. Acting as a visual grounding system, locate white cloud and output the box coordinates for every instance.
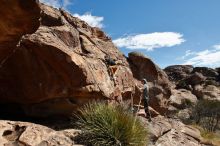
[40,0,72,8]
[113,32,185,51]
[213,44,220,50]
[177,50,196,60]
[182,47,220,67]
[63,0,72,8]
[73,13,104,28]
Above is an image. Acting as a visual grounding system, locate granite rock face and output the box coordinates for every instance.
[146,116,204,146]
[165,65,220,101]
[164,65,193,82]
[0,3,136,117]
[0,120,82,146]
[170,89,198,109]
[0,1,176,117]
[0,0,40,65]
[128,52,173,114]
[0,1,218,146]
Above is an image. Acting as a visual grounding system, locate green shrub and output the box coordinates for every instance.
[191,99,220,132]
[177,80,188,89]
[73,101,148,146]
[183,98,194,108]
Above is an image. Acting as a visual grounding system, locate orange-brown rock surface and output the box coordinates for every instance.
[0,120,82,146]
[0,1,218,146]
[0,0,40,65]
[165,65,220,102]
[128,52,173,114]
[0,2,136,117]
[0,1,174,117]
[146,116,204,146]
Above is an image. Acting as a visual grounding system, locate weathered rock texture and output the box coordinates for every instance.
[0,1,174,117]
[147,116,205,146]
[0,1,219,146]
[0,1,134,117]
[170,89,197,109]
[193,85,220,101]
[164,65,193,83]
[0,0,40,64]
[0,120,82,146]
[192,67,219,80]
[128,52,173,114]
[165,65,220,101]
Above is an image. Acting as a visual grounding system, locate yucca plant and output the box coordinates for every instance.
[72,101,148,146]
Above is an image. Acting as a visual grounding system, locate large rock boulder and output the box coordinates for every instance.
[170,89,197,109]
[0,3,135,117]
[164,65,193,82]
[193,85,220,101]
[192,67,219,80]
[176,72,206,90]
[186,72,206,85]
[154,129,201,146]
[145,116,203,146]
[0,0,40,64]
[128,52,171,85]
[165,65,219,90]
[128,52,173,114]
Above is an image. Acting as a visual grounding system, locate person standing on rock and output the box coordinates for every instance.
[141,79,152,121]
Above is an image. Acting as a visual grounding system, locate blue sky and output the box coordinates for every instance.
[41,0,220,68]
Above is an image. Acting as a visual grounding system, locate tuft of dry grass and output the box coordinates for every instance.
[192,124,220,146]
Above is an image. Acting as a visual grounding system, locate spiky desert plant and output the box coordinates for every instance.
[73,101,148,146]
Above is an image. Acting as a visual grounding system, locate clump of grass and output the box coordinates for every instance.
[183,98,194,107]
[192,124,220,146]
[73,101,148,146]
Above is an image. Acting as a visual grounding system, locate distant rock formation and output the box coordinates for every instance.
[164,65,194,82]
[165,65,220,101]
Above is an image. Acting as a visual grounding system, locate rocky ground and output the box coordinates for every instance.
[0,0,219,146]
[0,120,81,146]
[0,116,208,146]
